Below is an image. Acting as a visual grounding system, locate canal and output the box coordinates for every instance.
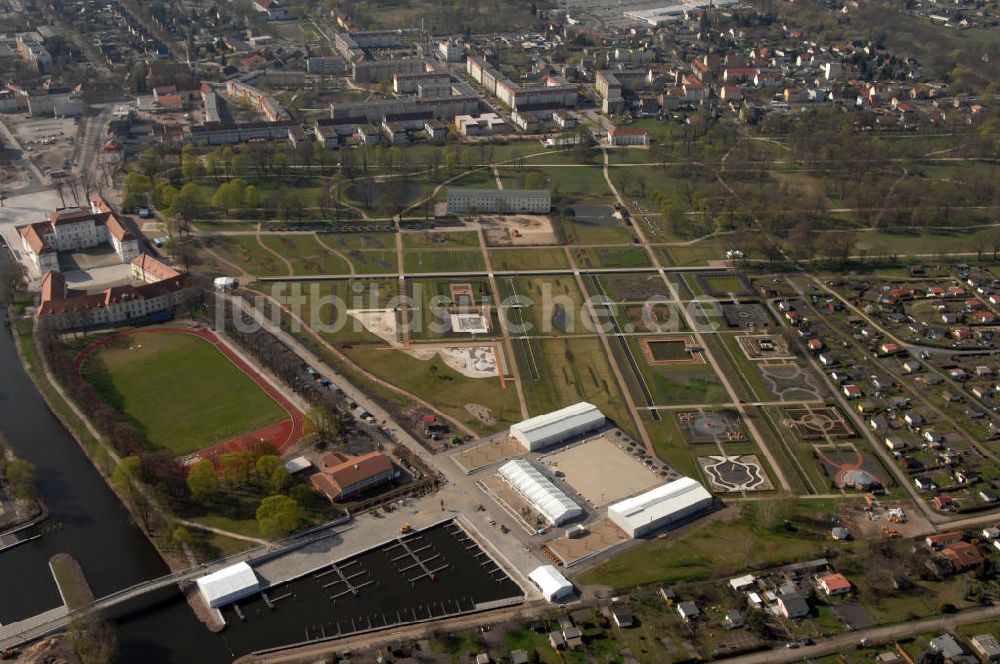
[0,315,232,662]
[0,317,523,662]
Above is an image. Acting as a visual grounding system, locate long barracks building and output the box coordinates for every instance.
[466,56,577,111]
[446,188,551,215]
[330,95,479,124]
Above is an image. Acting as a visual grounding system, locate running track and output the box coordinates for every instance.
[74,327,304,461]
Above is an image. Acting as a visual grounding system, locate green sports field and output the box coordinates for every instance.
[81,332,288,455]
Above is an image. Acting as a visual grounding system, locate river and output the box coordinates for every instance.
[0,312,516,662]
[0,315,232,662]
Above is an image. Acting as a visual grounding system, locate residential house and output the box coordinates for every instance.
[942,542,983,572]
[677,601,699,622]
[929,633,966,660]
[971,633,1000,662]
[816,573,851,596]
[777,593,810,619]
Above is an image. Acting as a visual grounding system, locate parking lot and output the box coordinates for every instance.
[8,115,79,177]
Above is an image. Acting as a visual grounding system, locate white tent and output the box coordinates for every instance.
[509,402,605,451]
[528,565,574,602]
[608,476,713,538]
[196,561,260,608]
[213,276,239,291]
[497,459,582,526]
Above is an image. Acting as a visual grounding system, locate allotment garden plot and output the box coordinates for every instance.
[614,335,728,408]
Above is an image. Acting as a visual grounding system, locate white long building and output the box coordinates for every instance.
[446,188,551,215]
[497,459,582,526]
[528,565,575,602]
[196,561,261,608]
[509,402,605,451]
[608,477,713,538]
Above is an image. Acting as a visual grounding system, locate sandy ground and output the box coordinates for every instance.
[543,434,660,507]
[348,308,399,344]
[482,214,558,246]
[348,309,500,378]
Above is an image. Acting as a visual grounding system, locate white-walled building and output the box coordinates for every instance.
[251,0,288,20]
[16,32,51,73]
[439,37,465,62]
[196,562,261,608]
[608,127,650,146]
[37,255,188,330]
[17,196,139,275]
[509,402,605,451]
[497,459,583,526]
[607,477,713,538]
[528,565,574,602]
[447,189,551,215]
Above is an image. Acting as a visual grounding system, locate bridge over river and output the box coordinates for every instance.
[0,517,352,652]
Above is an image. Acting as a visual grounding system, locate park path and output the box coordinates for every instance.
[256,223,294,276]
[476,227,528,420]
[312,232,357,277]
[174,518,269,546]
[236,293,478,439]
[600,147,793,492]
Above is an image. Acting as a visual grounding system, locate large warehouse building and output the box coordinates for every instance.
[509,402,606,451]
[608,477,713,538]
[497,459,583,526]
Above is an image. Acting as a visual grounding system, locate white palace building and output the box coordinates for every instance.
[16,196,140,275]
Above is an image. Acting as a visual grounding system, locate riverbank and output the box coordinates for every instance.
[0,441,47,539]
[8,314,187,573]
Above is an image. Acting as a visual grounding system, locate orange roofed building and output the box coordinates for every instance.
[16,196,139,275]
[942,542,984,572]
[310,451,399,502]
[37,253,189,330]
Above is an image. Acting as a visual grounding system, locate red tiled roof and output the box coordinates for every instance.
[818,573,851,592]
[36,276,187,317]
[311,451,392,500]
[105,213,135,242]
[610,127,648,136]
[18,223,53,254]
[40,270,65,302]
[46,208,96,226]
[943,542,983,569]
[131,253,180,280]
[927,532,961,545]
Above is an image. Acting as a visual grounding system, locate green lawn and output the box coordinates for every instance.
[402,230,482,248]
[261,234,352,275]
[344,345,521,435]
[518,337,636,439]
[188,514,263,539]
[580,501,863,590]
[490,247,571,271]
[403,249,486,274]
[81,332,288,455]
[573,246,651,269]
[205,235,288,277]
